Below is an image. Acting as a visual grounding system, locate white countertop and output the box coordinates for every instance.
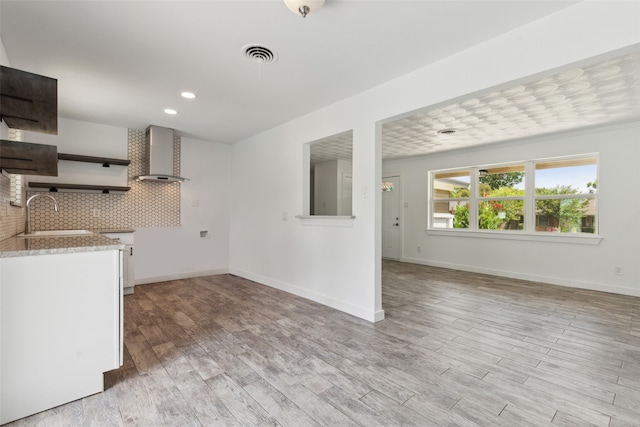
[0,231,126,258]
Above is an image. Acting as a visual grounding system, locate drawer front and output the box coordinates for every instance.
[101,232,134,245]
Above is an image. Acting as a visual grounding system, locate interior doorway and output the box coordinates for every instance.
[382,175,401,260]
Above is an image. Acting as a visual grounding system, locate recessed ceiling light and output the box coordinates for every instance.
[181,92,196,99]
[164,108,178,115]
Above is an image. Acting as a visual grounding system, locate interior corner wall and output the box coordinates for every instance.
[383,123,640,297]
[228,116,380,322]
[135,136,231,283]
[228,1,639,322]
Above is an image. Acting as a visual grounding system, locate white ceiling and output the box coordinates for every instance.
[1,0,583,145]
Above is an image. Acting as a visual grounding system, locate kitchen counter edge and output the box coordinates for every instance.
[0,232,125,258]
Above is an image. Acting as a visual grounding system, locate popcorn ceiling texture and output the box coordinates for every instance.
[0,128,182,237]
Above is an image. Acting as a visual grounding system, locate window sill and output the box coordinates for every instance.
[296,215,355,227]
[425,228,602,245]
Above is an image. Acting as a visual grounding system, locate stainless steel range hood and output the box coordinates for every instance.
[137,125,189,182]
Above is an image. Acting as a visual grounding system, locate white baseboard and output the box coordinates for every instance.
[373,309,386,322]
[399,257,640,297]
[135,268,229,286]
[229,268,383,323]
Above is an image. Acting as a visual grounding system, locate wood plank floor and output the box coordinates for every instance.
[7,261,640,426]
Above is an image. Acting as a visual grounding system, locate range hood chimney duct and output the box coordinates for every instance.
[137,125,189,182]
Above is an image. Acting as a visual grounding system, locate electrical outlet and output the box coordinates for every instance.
[615,266,623,276]
[282,211,288,221]
[417,246,421,253]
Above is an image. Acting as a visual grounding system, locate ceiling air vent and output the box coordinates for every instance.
[241,44,278,64]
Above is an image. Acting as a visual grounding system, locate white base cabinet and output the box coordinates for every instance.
[0,250,122,425]
[102,232,135,294]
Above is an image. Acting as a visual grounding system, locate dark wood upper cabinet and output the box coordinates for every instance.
[0,66,58,134]
[0,139,58,176]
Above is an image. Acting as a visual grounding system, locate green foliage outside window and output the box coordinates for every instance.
[535,185,591,233]
[451,186,525,230]
[438,159,596,233]
[479,172,525,190]
[453,204,469,228]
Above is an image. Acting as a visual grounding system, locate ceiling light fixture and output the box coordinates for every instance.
[181,92,196,99]
[164,108,178,115]
[283,0,325,18]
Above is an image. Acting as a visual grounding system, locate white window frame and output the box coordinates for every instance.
[427,154,601,245]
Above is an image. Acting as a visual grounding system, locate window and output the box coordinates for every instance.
[429,154,598,235]
[477,165,525,231]
[432,170,470,229]
[534,157,597,233]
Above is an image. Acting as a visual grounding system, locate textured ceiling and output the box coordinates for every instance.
[381,52,640,160]
[310,51,640,164]
[310,131,353,165]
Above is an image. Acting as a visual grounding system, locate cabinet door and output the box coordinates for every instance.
[1,250,120,424]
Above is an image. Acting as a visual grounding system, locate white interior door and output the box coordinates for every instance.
[382,175,401,260]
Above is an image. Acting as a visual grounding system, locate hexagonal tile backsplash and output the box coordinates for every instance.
[0,173,25,240]
[22,128,181,231]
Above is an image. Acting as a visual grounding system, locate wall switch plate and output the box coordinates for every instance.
[615,266,623,276]
[192,200,200,207]
[282,212,288,221]
[92,208,101,218]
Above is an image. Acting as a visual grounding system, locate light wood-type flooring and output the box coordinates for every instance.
[6,261,640,426]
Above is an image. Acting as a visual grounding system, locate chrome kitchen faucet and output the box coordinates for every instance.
[25,194,59,235]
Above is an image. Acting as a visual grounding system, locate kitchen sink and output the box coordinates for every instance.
[18,229,94,237]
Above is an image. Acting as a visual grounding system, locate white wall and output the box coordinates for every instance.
[383,123,640,296]
[230,117,380,321]
[134,136,231,283]
[229,1,640,322]
[22,118,128,188]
